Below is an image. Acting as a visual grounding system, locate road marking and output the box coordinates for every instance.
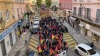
[63,33,78,51]
[29,42,38,48]
[29,46,37,52]
[63,33,69,35]
[63,37,72,39]
[30,39,38,45]
[69,45,75,48]
[68,41,76,44]
[65,39,74,42]
[31,38,38,41]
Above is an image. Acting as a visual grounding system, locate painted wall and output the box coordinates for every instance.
[59,0,72,10]
[73,0,100,22]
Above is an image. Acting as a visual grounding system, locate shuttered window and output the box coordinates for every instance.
[73,7,76,15]
[96,9,100,23]
[87,8,91,19]
[0,12,2,18]
[5,10,10,22]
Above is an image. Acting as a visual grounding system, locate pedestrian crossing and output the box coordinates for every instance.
[63,33,78,50]
[28,37,39,52]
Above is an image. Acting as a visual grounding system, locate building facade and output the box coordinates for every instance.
[51,0,59,7]
[0,0,28,56]
[70,0,100,49]
[59,0,72,10]
[59,0,72,20]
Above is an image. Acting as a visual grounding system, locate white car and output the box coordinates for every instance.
[34,21,39,24]
[35,16,39,21]
[74,43,100,56]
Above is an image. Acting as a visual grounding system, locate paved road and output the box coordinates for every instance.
[28,34,39,56]
[63,33,78,56]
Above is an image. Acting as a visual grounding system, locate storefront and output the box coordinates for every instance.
[0,21,18,56]
[90,29,100,45]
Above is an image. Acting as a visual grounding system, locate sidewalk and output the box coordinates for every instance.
[63,21,100,54]
[8,30,31,56]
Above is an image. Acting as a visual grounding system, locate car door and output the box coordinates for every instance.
[78,47,88,56]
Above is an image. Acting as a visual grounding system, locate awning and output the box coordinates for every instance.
[79,23,84,27]
[90,29,100,36]
[69,17,76,20]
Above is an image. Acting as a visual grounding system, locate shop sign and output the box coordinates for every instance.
[0,22,18,41]
[85,24,90,29]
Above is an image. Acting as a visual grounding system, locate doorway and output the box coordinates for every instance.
[9,32,13,47]
[1,40,6,56]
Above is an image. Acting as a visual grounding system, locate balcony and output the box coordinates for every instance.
[72,13,100,26]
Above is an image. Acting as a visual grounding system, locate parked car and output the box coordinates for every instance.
[31,24,38,34]
[31,21,39,34]
[35,16,39,20]
[74,43,100,56]
[34,21,39,24]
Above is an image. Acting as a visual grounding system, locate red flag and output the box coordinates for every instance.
[50,48,54,55]
[38,46,42,52]
[44,44,47,49]
[55,45,58,52]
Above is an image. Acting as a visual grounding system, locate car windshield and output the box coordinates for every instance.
[87,49,96,55]
[34,24,38,25]
[35,20,39,21]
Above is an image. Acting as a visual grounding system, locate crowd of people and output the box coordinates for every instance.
[37,16,68,56]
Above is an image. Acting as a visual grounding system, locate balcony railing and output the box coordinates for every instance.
[72,14,100,25]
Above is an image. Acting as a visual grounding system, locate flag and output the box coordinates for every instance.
[44,44,47,49]
[50,48,54,55]
[55,45,59,52]
[52,34,55,39]
[38,46,42,53]
[40,38,44,44]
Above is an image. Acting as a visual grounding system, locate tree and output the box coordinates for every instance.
[36,0,42,7]
[45,0,51,7]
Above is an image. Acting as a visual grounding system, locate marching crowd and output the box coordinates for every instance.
[37,16,68,56]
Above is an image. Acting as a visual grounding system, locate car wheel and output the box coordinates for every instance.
[75,49,79,55]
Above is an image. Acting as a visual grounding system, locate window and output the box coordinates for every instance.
[87,0,91,2]
[84,8,87,18]
[5,10,10,22]
[96,9,100,23]
[12,8,15,18]
[0,12,2,22]
[74,0,77,2]
[73,7,76,15]
[79,0,84,2]
[84,8,91,20]
[78,47,87,53]
[78,7,82,17]
[87,8,91,19]
[0,12,2,18]
[59,3,61,7]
